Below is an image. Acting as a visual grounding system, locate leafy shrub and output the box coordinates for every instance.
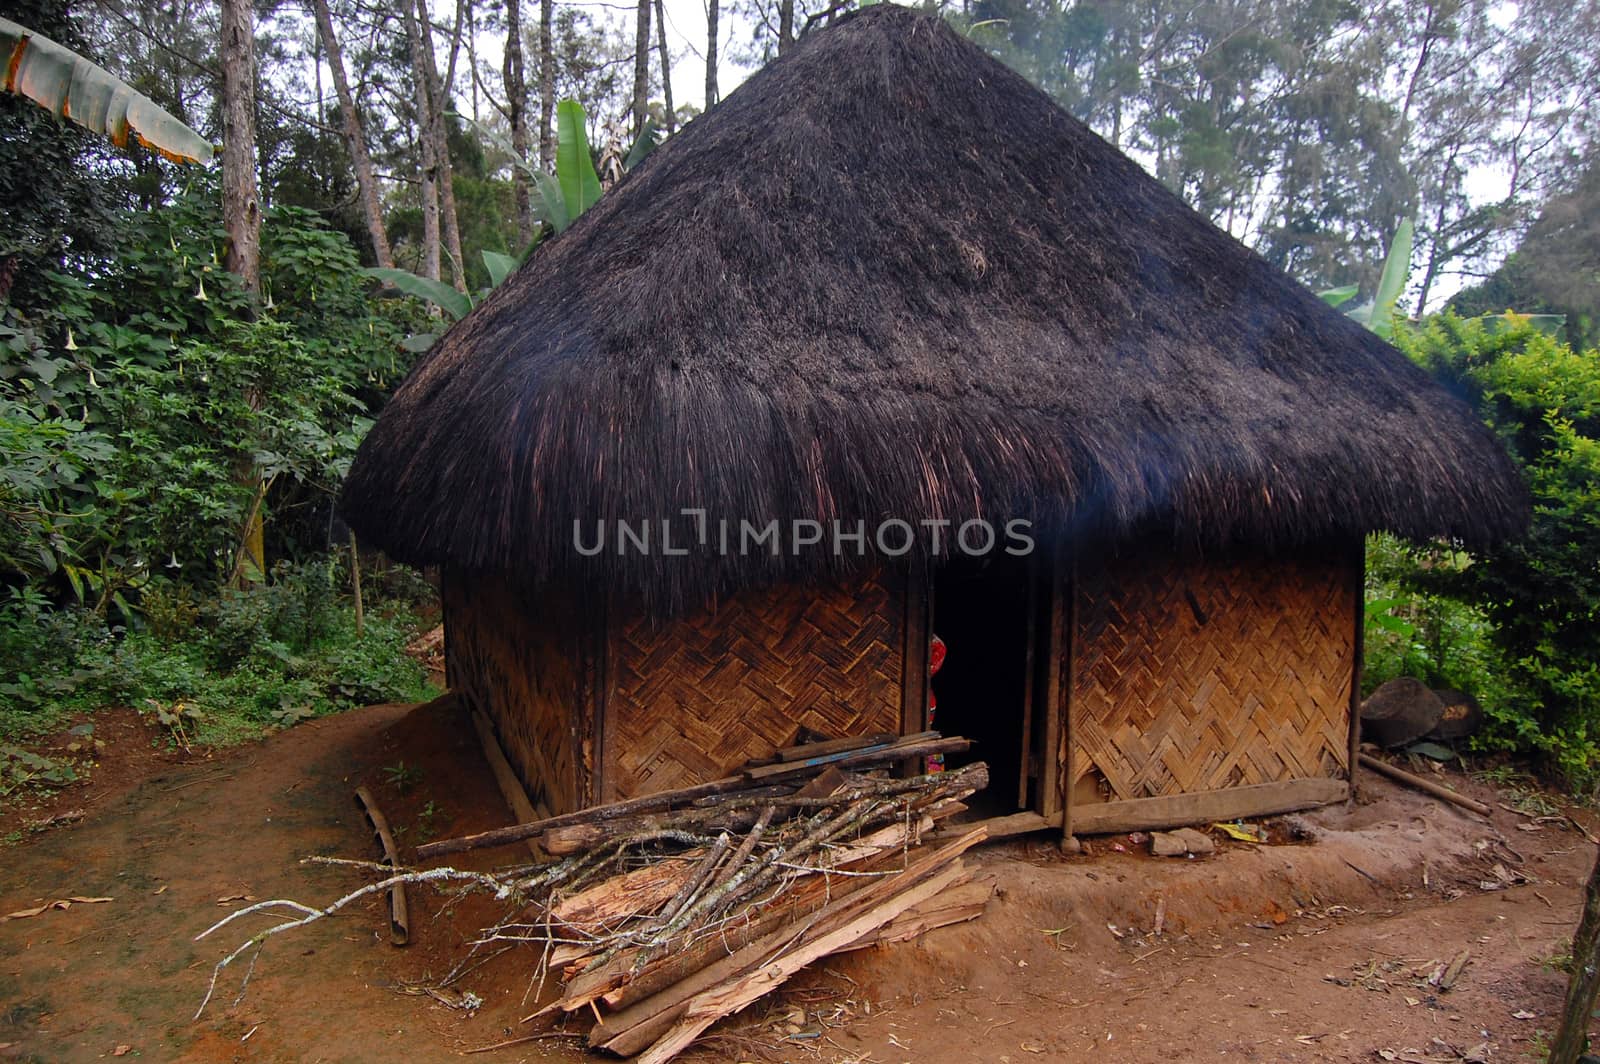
[0,578,434,746]
[1390,315,1600,789]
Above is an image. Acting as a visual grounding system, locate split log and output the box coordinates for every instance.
[839,875,995,950]
[632,859,972,1064]
[550,853,704,934]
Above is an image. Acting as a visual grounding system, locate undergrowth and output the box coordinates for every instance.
[0,560,435,754]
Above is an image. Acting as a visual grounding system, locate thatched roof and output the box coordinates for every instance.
[340,4,1525,606]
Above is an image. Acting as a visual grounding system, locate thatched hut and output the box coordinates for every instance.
[340,6,1524,837]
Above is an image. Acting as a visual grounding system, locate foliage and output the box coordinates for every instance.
[1382,316,1600,789]
[1320,220,1413,338]
[0,567,434,748]
[373,99,631,329]
[1,184,418,602]
[0,176,435,765]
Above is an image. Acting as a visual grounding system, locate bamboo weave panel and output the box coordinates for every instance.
[606,572,905,800]
[445,572,585,815]
[1069,551,1354,803]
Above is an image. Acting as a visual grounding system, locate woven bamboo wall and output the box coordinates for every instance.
[603,571,907,800]
[444,572,589,815]
[1068,549,1355,804]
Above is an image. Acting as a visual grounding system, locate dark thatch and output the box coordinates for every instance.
[340,4,1526,607]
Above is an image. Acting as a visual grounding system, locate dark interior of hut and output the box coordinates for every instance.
[930,552,1032,819]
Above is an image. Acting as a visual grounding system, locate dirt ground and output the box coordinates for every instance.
[1,698,1595,1063]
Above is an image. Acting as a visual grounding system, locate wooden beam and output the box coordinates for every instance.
[470,707,547,860]
[1069,778,1349,835]
[1036,540,1062,819]
[966,810,1051,840]
[900,561,929,738]
[1349,539,1365,797]
[1017,553,1039,811]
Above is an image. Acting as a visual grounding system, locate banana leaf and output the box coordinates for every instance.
[1,16,213,164]
[363,267,473,321]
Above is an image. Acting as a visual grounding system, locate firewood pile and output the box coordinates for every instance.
[419,732,996,1062]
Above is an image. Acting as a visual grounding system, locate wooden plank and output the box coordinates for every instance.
[470,707,546,860]
[1046,547,1069,829]
[775,732,903,762]
[1069,778,1349,835]
[1349,539,1365,797]
[961,810,1050,840]
[741,735,965,781]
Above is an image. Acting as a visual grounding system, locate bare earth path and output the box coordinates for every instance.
[1,700,1593,1063]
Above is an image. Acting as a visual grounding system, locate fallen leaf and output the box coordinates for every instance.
[1512,1009,1535,1019]
[112,1045,131,1056]
[1019,1042,1046,1054]
[153,885,168,895]
[3,897,109,920]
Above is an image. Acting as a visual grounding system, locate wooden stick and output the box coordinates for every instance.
[543,763,985,858]
[593,827,987,1055]
[742,736,970,780]
[1357,753,1492,816]
[773,732,904,762]
[415,774,769,860]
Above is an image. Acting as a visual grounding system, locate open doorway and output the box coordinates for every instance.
[929,552,1035,819]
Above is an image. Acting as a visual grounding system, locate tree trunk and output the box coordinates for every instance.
[503,0,534,245]
[309,0,395,268]
[705,0,718,108]
[221,0,265,587]
[403,0,441,283]
[415,0,468,292]
[654,0,674,133]
[1550,842,1600,1064]
[778,0,794,55]
[632,0,651,136]
[220,0,260,294]
[537,0,554,166]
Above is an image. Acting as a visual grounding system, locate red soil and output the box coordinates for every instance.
[1,699,1594,1062]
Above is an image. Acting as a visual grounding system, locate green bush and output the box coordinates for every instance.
[0,569,434,747]
[1388,315,1600,789]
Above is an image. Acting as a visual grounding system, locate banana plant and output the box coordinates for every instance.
[1322,220,1564,339]
[369,100,659,336]
[1319,220,1413,340]
[0,16,213,164]
[364,250,505,351]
